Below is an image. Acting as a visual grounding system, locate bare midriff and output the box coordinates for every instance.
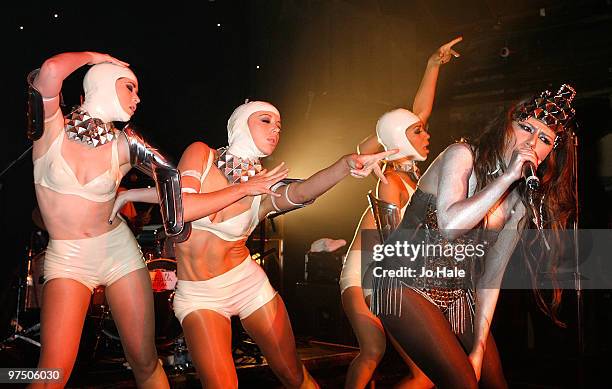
[35,185,124,240]
[175,230,251,281]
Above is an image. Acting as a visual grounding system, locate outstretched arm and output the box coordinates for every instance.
[261,149,397,216]
[357,135,383,155]
[412,36,462,124]
[109,142,287,223]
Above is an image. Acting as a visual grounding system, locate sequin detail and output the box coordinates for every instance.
[215,147,262,184]
[369,188,495,334]
[64,108,117,148]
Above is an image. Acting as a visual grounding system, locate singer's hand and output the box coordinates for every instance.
[505,145,538,182]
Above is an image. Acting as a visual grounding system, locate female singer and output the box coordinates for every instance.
[366,84,577,388]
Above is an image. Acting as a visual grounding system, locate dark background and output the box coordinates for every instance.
[1,0,611,386]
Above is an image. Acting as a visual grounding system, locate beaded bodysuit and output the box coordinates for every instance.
[366,188,498,334]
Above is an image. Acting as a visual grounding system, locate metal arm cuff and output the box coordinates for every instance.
[26,69,44,141]
[122,125,185,237]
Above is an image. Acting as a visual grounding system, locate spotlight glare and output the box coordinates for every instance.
[19,26,24,30]
[217,23,221,27]
[53,13,59,18]
[256,65,260,69]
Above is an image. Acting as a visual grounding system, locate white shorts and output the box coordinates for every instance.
[339,250,373,298]
[44,221,145,293]
[173,257,278,324]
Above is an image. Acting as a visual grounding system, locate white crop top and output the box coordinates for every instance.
[33,130,121,202]
[183,150,262,241]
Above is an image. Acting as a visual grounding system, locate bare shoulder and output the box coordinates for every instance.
[418,143,474,191]
[180,141,215,163]
[183,141,212,157]
[440,142,474,165]
[379,170,405,191]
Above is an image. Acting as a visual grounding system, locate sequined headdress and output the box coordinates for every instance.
[515,84,576,148]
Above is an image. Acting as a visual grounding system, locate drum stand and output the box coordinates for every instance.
[1,246,41,349]
[169,337,191,372]
[0,145,42,347]
[232,320,264,365]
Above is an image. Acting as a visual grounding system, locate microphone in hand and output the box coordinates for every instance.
[522,161,539,191]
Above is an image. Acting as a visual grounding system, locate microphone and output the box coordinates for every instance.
[522,161,540,190]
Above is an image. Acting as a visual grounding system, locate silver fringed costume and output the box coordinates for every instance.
[364,188,497,334]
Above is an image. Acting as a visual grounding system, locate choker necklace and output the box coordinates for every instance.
[215,147,263,184]
[391,160,416,173]
[64,108,118,148]
[391,160,420,182]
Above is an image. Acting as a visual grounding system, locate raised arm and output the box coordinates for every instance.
[33,52,129,119]
[412,36,462,124]
[357,134,383,155]
[435,142,536,239]
[469,205,525,380]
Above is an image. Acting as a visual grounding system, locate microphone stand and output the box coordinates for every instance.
[0,145,33,190]
[571,130,584,385]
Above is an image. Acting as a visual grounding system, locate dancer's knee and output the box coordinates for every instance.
[359,340,386,363]
[127,351,159,381]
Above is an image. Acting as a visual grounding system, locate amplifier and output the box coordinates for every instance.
[304,250,344,284]
[293,282,356,346]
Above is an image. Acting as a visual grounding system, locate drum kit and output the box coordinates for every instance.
[1,222,190,370]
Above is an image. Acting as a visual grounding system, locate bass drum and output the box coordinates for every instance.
[91,257,182,348]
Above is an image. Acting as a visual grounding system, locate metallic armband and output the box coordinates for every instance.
[122,124,184,237]
[26,69,44,141]
[367,190,401,243]
[268,178,315,218]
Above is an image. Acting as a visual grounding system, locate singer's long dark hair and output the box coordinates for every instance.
[471,97,576,326]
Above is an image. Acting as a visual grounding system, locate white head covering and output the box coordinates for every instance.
[227,101,280,159]
[376,108,426,161]
[81,63,138,123]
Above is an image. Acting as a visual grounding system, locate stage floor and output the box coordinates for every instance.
[0,334,607,388]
